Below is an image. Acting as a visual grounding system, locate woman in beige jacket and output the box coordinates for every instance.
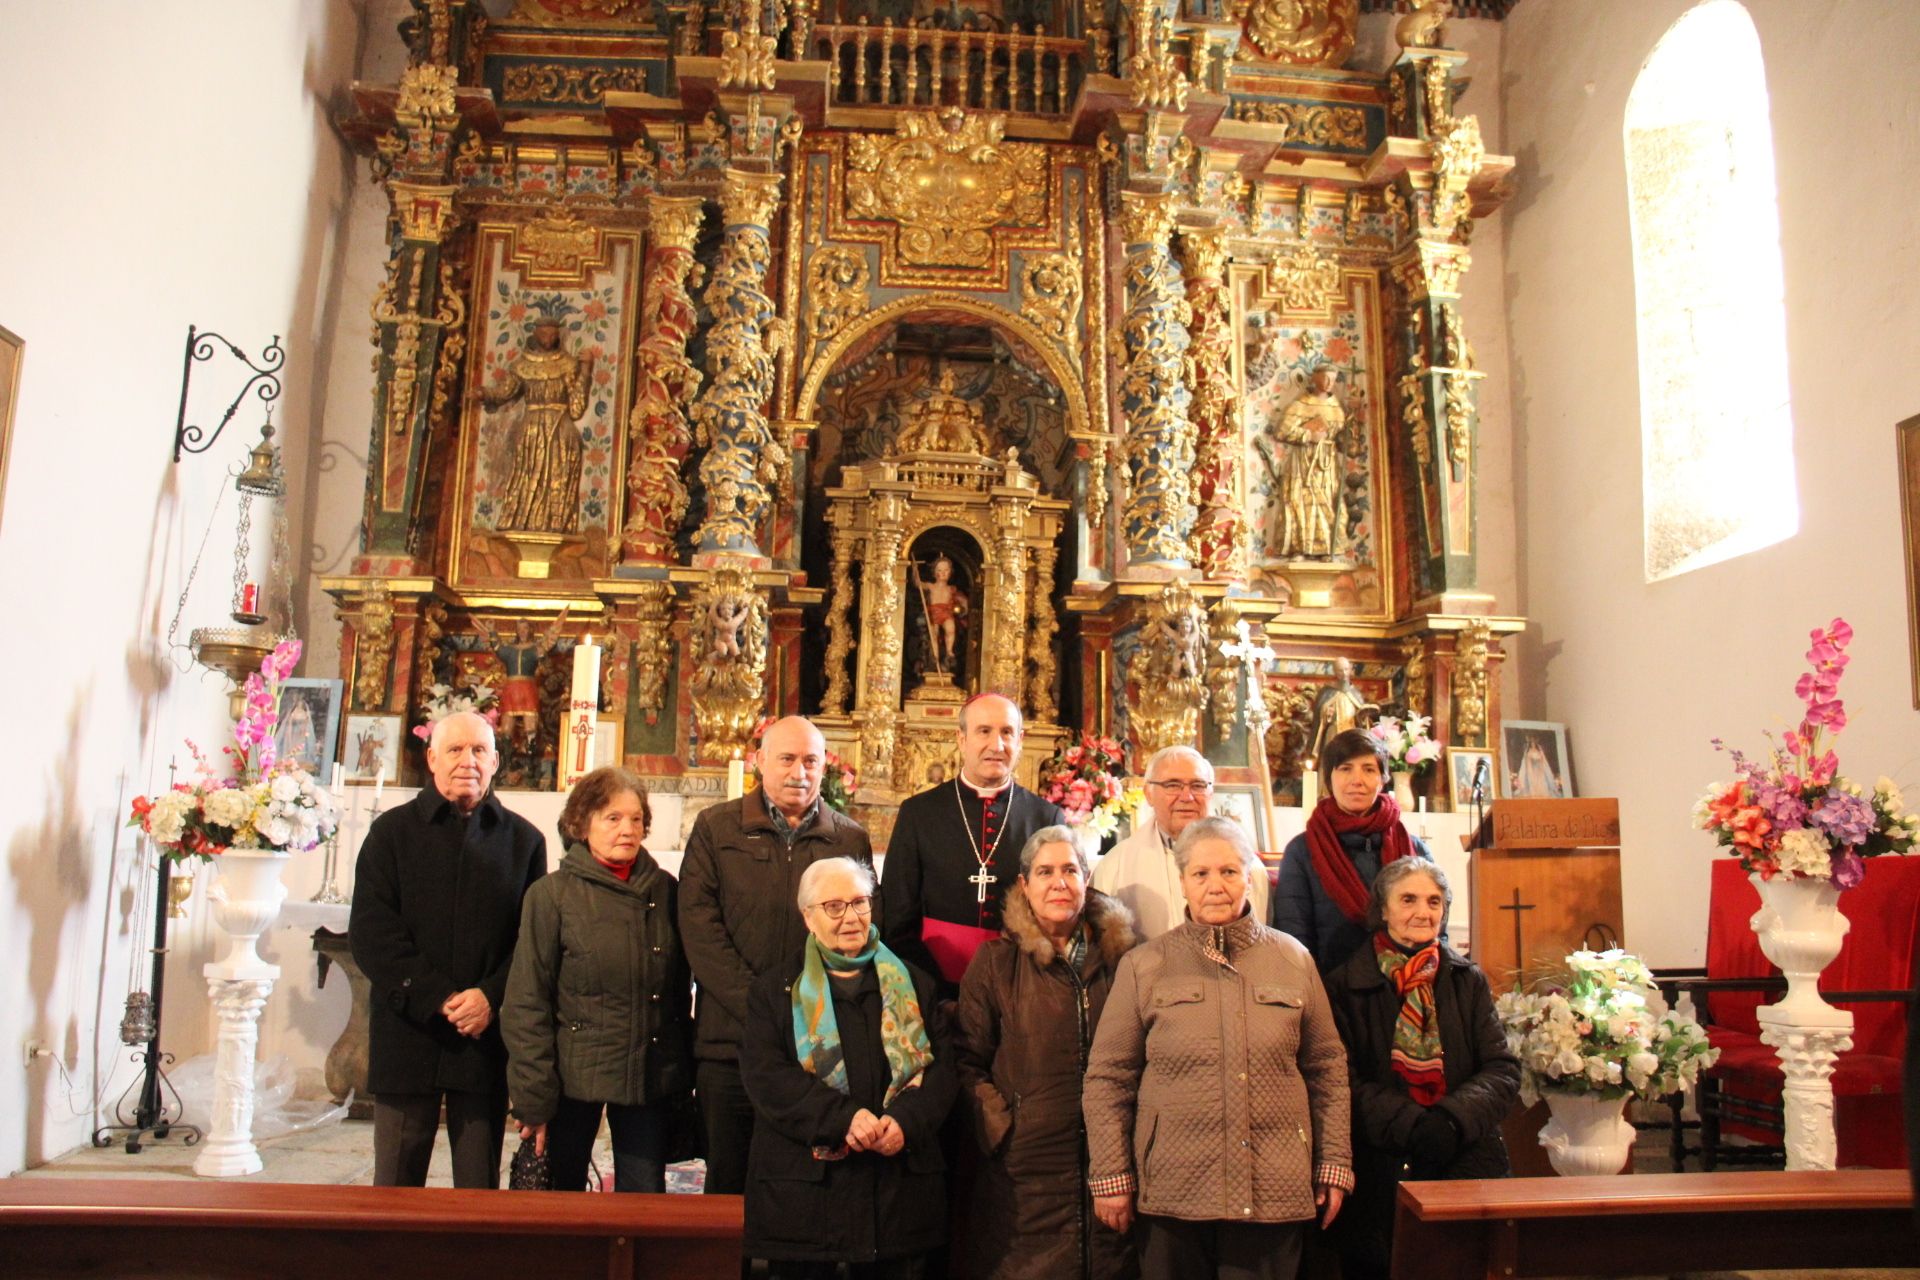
[1082,817,1353,1280]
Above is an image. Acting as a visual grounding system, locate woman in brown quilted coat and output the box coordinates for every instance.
[1083,816,1353,1280]
[957,824,1143,1280]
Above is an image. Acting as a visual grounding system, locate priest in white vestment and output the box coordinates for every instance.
[1093,745,1269,937]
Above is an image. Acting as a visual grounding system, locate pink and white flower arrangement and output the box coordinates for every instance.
[128,640,338,861]
[1695,619,1916,889]
[1368,713,1442,775]
[1039,734,1143,840]
[412,677,501,743]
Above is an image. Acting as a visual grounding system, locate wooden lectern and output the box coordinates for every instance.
[1469,798,1624,995]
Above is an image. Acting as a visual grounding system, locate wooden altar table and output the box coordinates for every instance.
[0,1180,743,1280]
[1391,1169,1916,1280]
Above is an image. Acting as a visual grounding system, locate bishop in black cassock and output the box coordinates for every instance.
[881,694,1068,996]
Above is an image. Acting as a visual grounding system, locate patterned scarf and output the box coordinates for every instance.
[791,928,934,1109]
[1304,793,1417,925]
[1375,932,1446,1104]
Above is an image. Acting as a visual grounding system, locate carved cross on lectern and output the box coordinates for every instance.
[1499,887,1535,978]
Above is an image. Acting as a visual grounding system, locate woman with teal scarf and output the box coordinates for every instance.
[740,855,958,1279]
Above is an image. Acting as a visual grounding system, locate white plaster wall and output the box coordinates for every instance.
[0,1,369,1173]
[1501,0,1920,964]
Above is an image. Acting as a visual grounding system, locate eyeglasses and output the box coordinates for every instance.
[809,896,873,921]
[1148,780,1214,796]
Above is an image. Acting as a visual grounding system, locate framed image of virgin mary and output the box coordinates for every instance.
[1500,720,1574,799]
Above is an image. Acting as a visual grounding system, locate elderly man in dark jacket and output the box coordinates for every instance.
[1322,858,1519,1280]
[679,715,876,1195]
[351,710,546,1188]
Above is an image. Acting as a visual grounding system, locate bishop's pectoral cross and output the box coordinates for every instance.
[969,866,995,904]
[571,715,595,773]
[1499,887,1535,979]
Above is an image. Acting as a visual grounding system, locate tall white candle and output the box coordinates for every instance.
[561,633,602,791]
[1300,762,1319,811]
[329,761,345,796]
[726,750,746,801]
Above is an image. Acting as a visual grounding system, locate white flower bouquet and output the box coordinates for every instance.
[1495,949,1718,1105]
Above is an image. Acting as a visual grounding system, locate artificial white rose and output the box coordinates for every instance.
[270,773,303,802]
[258,815,295,847]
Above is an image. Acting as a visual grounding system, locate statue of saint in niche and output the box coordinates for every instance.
[908,553,971,688]
[478,302,595,534]
[1264,363,1346,559]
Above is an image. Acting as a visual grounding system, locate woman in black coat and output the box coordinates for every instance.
[1322,858,1520,1280]
[740,856,959,1279]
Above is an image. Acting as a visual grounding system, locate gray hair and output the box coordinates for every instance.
[1172,815,1263,880]
[1018,824,1089,878]
[428,710,496,753]
[1365,857,1451,932]
[1144,745,1214,783]
[795,856,875,913]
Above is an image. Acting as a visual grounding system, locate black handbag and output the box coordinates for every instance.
[508,1136,552,1190]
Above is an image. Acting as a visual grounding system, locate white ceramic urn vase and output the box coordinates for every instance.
[1538,1090,1633,1176]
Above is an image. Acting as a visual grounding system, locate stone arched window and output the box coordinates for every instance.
[1624,0,1798,581]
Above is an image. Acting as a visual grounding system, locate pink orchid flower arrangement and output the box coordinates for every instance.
[128,640,338,861]
[1695,619,1916,888]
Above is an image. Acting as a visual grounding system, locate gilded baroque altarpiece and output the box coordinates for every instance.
[324,0,1525,826]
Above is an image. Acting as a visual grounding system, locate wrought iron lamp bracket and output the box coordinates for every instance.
[171,324,285,463]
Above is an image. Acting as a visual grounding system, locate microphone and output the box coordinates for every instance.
[1470,756,1489,802]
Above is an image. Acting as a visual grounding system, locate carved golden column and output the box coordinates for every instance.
[822,519,858,715]
[1116,191,1197,572]
[365,61,468,563]
[631,581,675,726]
[689,567,771,762]
[693,169,789,561]
[623,193,707,564]
[1026,539,1060,724]
[856,495,906,789]
[988,501,1031,703]
[1449,617,1490,747]
[1128,579,1209,757]
[1178,223,1246,583]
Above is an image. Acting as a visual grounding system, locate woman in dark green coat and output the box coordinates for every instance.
[504,766,693,1191]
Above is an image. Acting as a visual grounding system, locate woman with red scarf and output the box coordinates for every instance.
[1272,728,1436,972]
[1319,858,1518,1280]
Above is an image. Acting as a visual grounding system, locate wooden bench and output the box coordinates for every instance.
[0,1180,743,1280]
[1392,1169,1916,1280]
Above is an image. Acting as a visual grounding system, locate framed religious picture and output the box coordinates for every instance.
[0,324,20,528]
[1499,720,1575,799]
[1211,782,1272,852]
[593,718,624,773]
[274,678,343,777]
[343,713,403,784]
[1898,414,1920,706]
[1446,747,1497,812]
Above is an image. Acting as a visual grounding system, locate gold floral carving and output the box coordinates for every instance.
[844,110,1049,270]
[1231,102,1366,150]
[718,0,777,90]
[1263,240,1343,317]
[894,366,993,455]
[1130,580,1209,756]
[413,599,448,716]
[1429,114,1484,236]
[1450,618,1489,747]
[806,247,870,352]
[858,514,906,784]
[1120,189,1178,248]
[353,585,397,712]
[1264,678,1314,784]
[1020,248,1083,366]
[1444,370,1476,476]
[1400,372,1431,471]
[1228,0,1356,66]
[1127,0,1189,110]
[500,63,651,105]
[1205,599,1241,735]
[1399,635,1430,718]
[631,581,673,725]
[1423,57,1453,132]
[396,62,459,126]
[391,182,459,243]
[520,207,605,276]
[428,258,468,435]
[690,567,770,762]
[822,523,858,715]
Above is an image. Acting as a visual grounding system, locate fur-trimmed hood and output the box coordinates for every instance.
[1000,879,1140,972]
